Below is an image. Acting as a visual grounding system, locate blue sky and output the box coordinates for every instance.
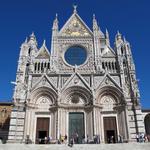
[0,0,150,108]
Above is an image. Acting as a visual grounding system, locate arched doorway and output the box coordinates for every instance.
[100,94,118,143]
[61,86,93,143]
[96,86,127,143]
[144,114,150,135]
[26,87,57,144]
[69,112,85,144]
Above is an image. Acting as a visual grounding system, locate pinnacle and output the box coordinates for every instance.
[42,39,46,46]
[93,14,96,20]
[73,4,77,14]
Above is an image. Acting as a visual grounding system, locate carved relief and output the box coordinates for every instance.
[36,96,52,110]
[101,96,115,111]
[61,16,91,37]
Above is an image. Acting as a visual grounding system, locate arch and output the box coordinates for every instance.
[112,62,115,70]
[34,62,37,72]
[96,86,124,105]
[144,113,150,135]
[41,62,44,73]
[61,86,92,106]
[102,62,105,69]
[100,95,116,111]
[29,87,58,106]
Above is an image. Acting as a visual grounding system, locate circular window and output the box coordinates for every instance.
[64,46,87,66]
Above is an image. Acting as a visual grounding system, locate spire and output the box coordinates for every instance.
[30,32,35,40]
[93,14,99,31]
[123,36,127,43]
[28,32,37,46]
[42,39,46,47]
[106,29,109,39]
[115,30,123,47]
[105,29,110,46]
[73,4,77,14]
[24,37,28,43]
[52,13,58,30]
[116,30,122,40]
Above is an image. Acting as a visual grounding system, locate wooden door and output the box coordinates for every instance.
[36,118,49,144]
[103,117,118,143]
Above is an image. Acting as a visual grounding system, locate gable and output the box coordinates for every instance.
[101,46,116,57]
[97,74,122,91]
[31,75,57,92]
[59,14,93,37]
[36,45,50,59]
[61,73,91,92]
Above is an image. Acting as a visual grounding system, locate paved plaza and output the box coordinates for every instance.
[0,143,150,150]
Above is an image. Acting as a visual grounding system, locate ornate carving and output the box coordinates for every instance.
[74,78,79,84]
[101,96,115,111]
[61,16,91,37]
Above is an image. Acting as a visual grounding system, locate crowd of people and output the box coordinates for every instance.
[136,133,150,143]
[26,132,150,145]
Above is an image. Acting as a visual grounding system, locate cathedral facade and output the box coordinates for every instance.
[8,7,145,143]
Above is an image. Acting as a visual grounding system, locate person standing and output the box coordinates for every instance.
[86,134,89,144]
[136,133,139,142]
[64,134,67,145]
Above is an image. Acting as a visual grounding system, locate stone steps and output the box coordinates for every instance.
[0,143,150,150]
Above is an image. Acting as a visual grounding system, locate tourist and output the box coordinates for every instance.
[48,135,52,144]
[97,135,100,144]
[25,135,30,144]
[139,133,143,143]
[144,134,148,142]
[118,135,123,143]
[68,137,74,147]
[147,135,150,142]
[44,136,47,144]
[64,134,67,145]
[82,135,85,144]
[74,132,79,144]
[110,136,114,143]
[86,134,89,144]
[136,133,139,142]
[93,135,96,144]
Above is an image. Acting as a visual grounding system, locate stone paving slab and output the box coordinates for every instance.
[0,143,150,150]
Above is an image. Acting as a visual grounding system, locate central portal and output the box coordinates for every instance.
[69,112,85,144]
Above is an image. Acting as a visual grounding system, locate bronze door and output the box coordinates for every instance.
[103,117,118,143]
[36,118,49,144]
[69,112,85,144]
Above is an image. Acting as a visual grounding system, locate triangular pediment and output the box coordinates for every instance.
[101,46,116,57]
[36,44,50,59]
[97,74,122,91]
[31,74,57,92]
[61,72,91,92]
[59,13,93,37]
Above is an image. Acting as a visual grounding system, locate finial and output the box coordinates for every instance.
[55,13,58,20]
[25,37,28,43]
[43,39,46,46]
[106,29,109,39]
[93,14,95,19]
[106,29,109,36]
[117,30,121,36]
[31,32,35,37]
[29,32,36,41]
[123,36,126,42]
[73,4,77,13]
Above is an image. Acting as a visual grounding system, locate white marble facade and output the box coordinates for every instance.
[8,7,145,143]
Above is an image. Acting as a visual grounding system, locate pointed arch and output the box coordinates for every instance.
[61,86,93,106]
[96,86,124,105]
[29,87,58,106]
